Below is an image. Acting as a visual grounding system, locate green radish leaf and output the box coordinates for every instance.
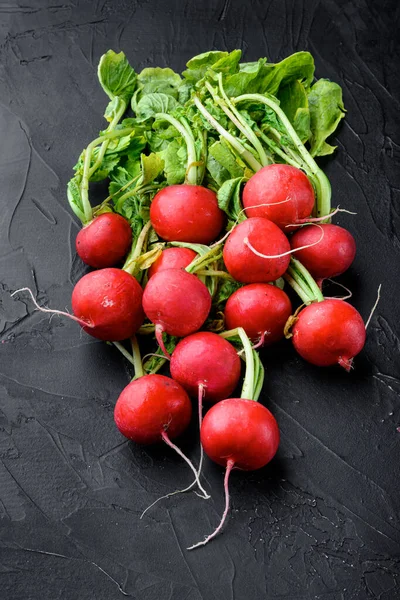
[137,67,181,98]
[213,278,243,308]
[135,92,179,121]
[208,140,245,179]
[217,176,247,228]
[278,79,311,143]
[183,51,235,82]
[170,241,210,256]
[67,175,85,222]
[308,79,346,157]
[98,49,137,103]
[157,138,187,184]
[139,153,165,186]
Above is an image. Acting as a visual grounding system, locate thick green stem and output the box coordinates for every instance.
[185,245,222,274]
[220,328,258,401]
[283,273,313,305]
[131,335,144,380]
[80,127,133,223]
[113,342,135,366]
[234,94,331,218]
[195,269,235,280]
[214,75,270,166]
[287,257,324,303]
[123,221,152,275]
[193,96,263,172]
[155,112,198,185]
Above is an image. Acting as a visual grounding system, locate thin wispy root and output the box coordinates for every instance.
[11,287,92,329]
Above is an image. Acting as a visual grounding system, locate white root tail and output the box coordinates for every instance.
[187,459,235,550]
[11,287,93,329]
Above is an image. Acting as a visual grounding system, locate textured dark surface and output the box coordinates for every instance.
[0,1,399,598]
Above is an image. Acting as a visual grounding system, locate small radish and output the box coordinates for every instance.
[188,398,279,549]
[223,217,291,283]
[114,374,209,499]
[148,247,197,278]
[76,213,132,268]
[142,268,211,356]
[242,164,315,229]
[72,268,144,341]
[290,224,356,283]
[150,185,225,244]
[291,299,366,371]
[224,283,292,345]
[170,332,241,403]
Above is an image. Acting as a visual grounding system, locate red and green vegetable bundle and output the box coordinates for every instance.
[16,48,371,549]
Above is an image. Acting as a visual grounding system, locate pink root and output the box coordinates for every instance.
[11,287,93,329]
[161,430,210,499]
[338,356,353,372]
[187,459,235,550]
[252,331,269,350]
[285,206,357,228]
[155,325,171,359]
[243,225,324,260]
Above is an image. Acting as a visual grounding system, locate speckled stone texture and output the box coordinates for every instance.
[0,1,399,599]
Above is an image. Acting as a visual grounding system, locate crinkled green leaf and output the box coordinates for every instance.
[135,92,179,121]
[208,140,245,179]
[98,50,137,104]
[217,176,247,227]
[278,80,311,143]
[67,175,85,222]
[137,67,182,97]
[139,153,165,186]
[104,96,126,123]
[213,278,243,308]
[260,51,315,96]
[183,51,232,82]
[157,138,187,184]
[308,79,346,157]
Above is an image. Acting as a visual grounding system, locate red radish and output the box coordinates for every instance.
[71,268,144,341]
[170,332,241,403]
[148,247,197,278]
[142,268,211,356]
[150,185,225,244]
[290,224,356,283]
[242,164,315,229]
[76,213,132,268]
[114,374,192,444]
[292,299,366,371]
[223,217,291,283]
[224,283,292,345]
[114,374,209,498]
[188,398,279,549]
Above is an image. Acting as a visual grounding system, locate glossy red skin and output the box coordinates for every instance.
[292,299,366,368]
[224,283,292,344]
[114,375,192,445]
[201,398,280,470]
[243,164,315,229]
[148,247,197,279]
[223,217,291,283]
[150,185,225,244]
[76,213,132,268]
[71,268,144,341]
[142,268,211,337]
[170,332,241,403]
[290,224,356,280]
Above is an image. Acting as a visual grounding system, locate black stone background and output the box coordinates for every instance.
[0,1,399,598]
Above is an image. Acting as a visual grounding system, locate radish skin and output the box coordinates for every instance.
[76,213,132,268]
[148,247,197,278]
[243,164,315,229]
[224,284,292,344]
[150,185,225,244]
[292,299,366,370]
[290,224,356,282]
[223,217,291,283]
[72,268,144,341]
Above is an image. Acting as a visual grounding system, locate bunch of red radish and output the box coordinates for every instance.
[45,161,364,549]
